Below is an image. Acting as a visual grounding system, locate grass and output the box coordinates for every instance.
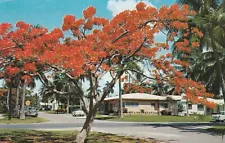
[207,125,225,134]
[0,129,157,143]
[0,115,48,124]
[95,114,211,122]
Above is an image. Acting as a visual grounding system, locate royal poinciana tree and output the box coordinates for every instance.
[0,3,216,142]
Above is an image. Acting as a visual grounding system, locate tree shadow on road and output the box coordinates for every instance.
[139,123,225,138]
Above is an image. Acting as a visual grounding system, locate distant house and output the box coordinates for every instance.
[102,93,182,115]
[102,93,225,115]
[178,97,224,115]
[40,98,62,110]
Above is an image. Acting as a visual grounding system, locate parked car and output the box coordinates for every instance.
[24,107,38,117]
[72,109,85,117]
[212,111,225,122]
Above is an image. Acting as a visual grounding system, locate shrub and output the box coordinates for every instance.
[55,108,67,114]
[177,104,185,112]
[161,110,172,116]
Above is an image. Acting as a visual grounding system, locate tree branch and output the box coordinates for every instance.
[112,31,128,44]
[65,73,89,114]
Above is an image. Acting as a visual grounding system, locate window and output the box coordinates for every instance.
[160,103,168,108]
[197,104,204,111]
[126,102,139,106]
[220,112,225,115]
[151,103,155,110]
[164,103,168,108]
[188,104,192,110]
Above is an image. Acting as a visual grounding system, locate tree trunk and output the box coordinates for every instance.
[8,85,12,120]
[157,100,160,115]
[75,112,96,143]
[186,101,189,117]
[67,95,70,114]
[219,64,225,110]
[15,85,20,117]
[20,83,26,120]
[215,52,225,109]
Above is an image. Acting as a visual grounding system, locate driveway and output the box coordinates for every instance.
[1,112,224,143]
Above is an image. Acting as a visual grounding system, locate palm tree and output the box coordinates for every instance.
[175,0,225,101]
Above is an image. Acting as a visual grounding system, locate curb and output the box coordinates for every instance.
[96,120,225,126]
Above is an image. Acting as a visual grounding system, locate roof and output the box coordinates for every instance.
[167,95,183,101]
[104,93,181,101]
[104,93,224,105]
[206,98,224,105]
[181,93,224,105]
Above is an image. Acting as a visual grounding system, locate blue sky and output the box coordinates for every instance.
[0,0,177,95]
[0,0,176,30]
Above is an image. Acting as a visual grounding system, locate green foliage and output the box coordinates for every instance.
[26,95,39,107]
[176,0,225,97]
[177,104,185,112]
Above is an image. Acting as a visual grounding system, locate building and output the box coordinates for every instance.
[40,98,62,110]
[103,93,182,115]
[178,98,224,115]
[102,93,225,115]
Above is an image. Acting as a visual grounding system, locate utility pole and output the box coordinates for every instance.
[119,79,123,118]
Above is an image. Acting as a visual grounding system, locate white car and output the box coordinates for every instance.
[212,111,225,122]
[72,109,85,117]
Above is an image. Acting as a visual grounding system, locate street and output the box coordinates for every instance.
[0,112,224,143]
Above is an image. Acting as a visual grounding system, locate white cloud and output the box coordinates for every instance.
[0,0,14,3]
[107,0,155,16]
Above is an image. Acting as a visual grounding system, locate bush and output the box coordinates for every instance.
[55,108,67,114]
[177,104,185,112]
[123,108,128,113]
[161,110,172,116]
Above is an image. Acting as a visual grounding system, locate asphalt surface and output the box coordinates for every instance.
[0,112,224,143]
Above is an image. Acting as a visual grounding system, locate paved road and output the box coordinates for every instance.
[0,112,224,143]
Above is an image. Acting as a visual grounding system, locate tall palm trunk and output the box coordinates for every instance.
[8,85,12,120]
[15,82,21,117]
[67,85,70,114]
[67,96,70,114]
[186,101,189,117]
[215,52,225,110]
[20,83,26,119]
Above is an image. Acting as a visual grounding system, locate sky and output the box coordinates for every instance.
[0,0,177,95]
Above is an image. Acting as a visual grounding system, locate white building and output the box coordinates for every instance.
[40,98,62,110]
[103,93,224,115]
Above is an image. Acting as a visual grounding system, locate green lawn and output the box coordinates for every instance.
[0,129,156,143]
[0,115,48,124]
[95,114,211,122]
